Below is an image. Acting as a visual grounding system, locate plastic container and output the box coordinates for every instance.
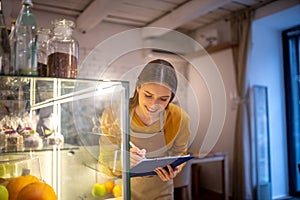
[0,154,41,179]
[47,19,78,78]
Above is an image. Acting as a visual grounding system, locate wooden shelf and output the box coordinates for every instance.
[205,42,237,54]
[186,42,237,58]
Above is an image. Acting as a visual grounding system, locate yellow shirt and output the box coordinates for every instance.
[99,103,191,199]
[130,103,190,156]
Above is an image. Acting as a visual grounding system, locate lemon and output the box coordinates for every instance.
[0,185,8,200]
[91,183,107,197]
[112,185,122,198]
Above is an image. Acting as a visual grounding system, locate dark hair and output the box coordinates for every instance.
[130,59,177,108]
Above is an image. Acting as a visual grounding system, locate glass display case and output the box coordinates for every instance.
[0,76,130,200]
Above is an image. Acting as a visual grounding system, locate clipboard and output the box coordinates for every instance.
[130,155,194,177]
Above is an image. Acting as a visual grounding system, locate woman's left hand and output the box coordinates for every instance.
[154,165,180,182]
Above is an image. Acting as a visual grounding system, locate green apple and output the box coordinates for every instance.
[0,185,8,200]
[91,183,107,197]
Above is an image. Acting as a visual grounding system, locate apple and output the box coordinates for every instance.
[91,183,106,197]
[0,185,8,200]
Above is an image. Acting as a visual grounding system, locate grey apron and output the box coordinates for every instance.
[130,110,173,200]
[130,111,168,158]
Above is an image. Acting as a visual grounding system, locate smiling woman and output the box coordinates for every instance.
[99,59,191,200]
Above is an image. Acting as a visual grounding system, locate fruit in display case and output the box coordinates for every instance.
[6,174,39,200]
[16,181,57,200]
[112,185,122,198]
[0,185,9,200]
[104,180,115,193]
[91,183,107,197]
[5,174,57,200]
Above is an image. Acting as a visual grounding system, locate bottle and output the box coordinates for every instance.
[37,27,50,77]
[15,0,38,76]
[9,19,16,75]
[47,19,78,78]
[0,0,11,75]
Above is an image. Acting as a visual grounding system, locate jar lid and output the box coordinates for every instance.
[52,19,75,29]
[37,27,51,35]
[23,0,33,6]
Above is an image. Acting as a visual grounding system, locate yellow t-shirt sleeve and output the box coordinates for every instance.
[164,104,191,156]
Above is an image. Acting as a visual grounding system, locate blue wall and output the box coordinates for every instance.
[249,4,300,198]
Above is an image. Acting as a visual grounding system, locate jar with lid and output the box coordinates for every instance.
[37,27,50,77]
[47,19,78,78]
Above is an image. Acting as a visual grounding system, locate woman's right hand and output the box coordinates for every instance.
[130,147,146,168]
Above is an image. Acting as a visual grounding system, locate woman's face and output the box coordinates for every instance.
[137,83,172,117]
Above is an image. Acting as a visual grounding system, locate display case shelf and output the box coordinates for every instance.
[0,143,79,153]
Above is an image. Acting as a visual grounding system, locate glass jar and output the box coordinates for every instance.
[37,27,50,77]
[15,0,38,76]
[47,19,78,78]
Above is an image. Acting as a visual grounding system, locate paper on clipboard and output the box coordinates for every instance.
[130,154,194,177]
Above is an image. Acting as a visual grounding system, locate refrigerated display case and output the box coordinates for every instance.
[0,76,130,200]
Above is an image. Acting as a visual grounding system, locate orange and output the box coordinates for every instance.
[105,181,115,193]
[6,175,39,200]
[16,181,57,200]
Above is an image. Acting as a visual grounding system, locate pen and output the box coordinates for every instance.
[129,141,138,149]
[130,141,146,159]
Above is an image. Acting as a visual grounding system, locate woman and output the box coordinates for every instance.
[100,59,191,200]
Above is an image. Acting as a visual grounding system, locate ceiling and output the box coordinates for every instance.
[24,0,280,36]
